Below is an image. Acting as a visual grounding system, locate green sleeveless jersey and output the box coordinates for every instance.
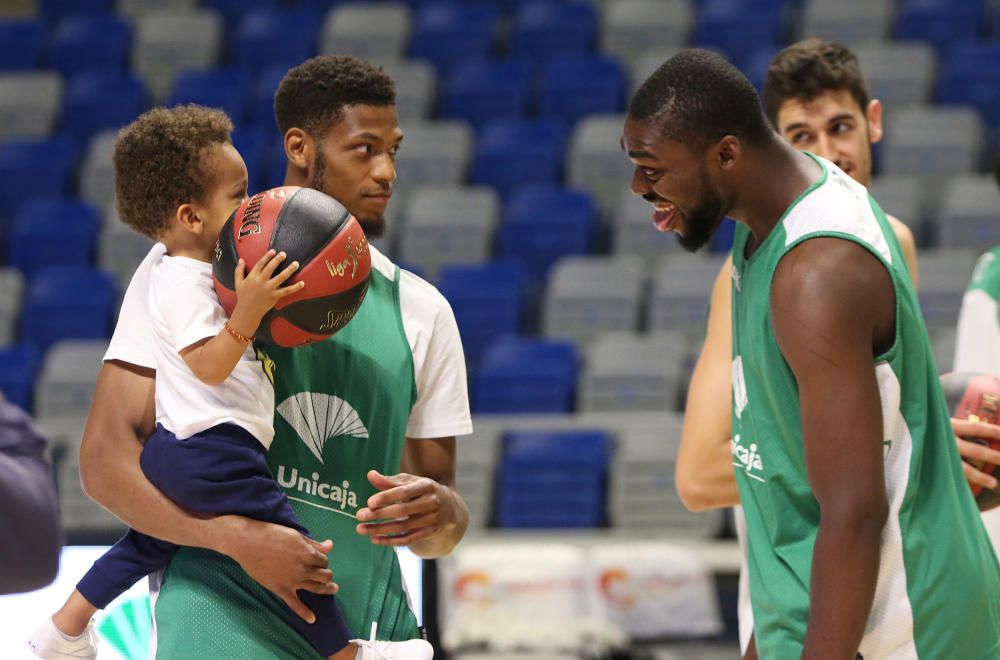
[730,156,1000,659]
[153,257,420,659]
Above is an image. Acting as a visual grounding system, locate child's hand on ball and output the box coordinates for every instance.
[231,250,304,334]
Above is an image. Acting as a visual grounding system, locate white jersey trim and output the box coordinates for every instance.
[369,247,473,439]
[858,363,917,659]
[783,158,893,266]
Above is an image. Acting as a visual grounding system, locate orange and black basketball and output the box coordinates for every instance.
[213,186,371,348]
[940,372,1000,509]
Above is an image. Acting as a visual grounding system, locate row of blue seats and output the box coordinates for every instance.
[9,41,1000,166]
[495,429,610,528]
[6,0,1000,81]
[0,178,734,290]
[1,53,632,147]
[2,120,601,227]
[21,0,637,24]
[0,326,602,421]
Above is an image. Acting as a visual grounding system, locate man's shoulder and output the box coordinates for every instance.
[370,247,453,324]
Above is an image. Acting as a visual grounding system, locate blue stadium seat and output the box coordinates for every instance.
[498,185,598,281]
[710,217,738,253]
[231,128,273,196]
[266,135,289,189]
[895,0,986,51]
[7,199,100,281]
[0,20,44,71]
[203,0,281,25]
[60,73,146,147]
[233,9,321,73]
[741,46,780,92]
[480,0,543,15]
[509,2,597,63]
[38,0,114,22]
[694,0,785,68]
[438,261,525,369]
[409,4,498,78]
[293,0,355,9]
[167,69,253,126]
[20,267,116,352]
[443,59,532,130]
[474,336,578,413]
[48,15,131,77]
[0,344,41,411]
[496,429,610,527]
[936,42,1000,129]
[537,55,626,127]
[249,67,287,128]
[471,120,566,200]
[0,137,78,228]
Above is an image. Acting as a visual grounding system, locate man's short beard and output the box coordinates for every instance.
[677,176,725,252]
[310,146,387,239]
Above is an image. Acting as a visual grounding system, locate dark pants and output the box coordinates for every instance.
[76,423,352,657]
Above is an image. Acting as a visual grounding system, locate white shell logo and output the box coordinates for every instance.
[732,356,748,420]
[277,393,369,464]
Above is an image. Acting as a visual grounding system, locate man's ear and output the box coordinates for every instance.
[175,203,202,234]
[717,134,742,171]
[866,99,884,145]
[284,127,313,172]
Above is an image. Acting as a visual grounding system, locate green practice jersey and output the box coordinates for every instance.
[153,249,439,658]
[730,155,1000,659]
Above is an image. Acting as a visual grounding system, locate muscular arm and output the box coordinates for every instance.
[79,360,337,622]
[356,436,469,559]
[78,360,213,544]
[676,256,740,511]
[772,239,891,658]
[677,216,927,515]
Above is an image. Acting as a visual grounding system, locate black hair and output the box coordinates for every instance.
[628,49,773,150]
[274,55,395,138]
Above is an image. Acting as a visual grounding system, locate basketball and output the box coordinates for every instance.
[213,186,371,348]
[940,372,1000,508]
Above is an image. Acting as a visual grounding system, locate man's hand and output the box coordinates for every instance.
[355,470,458,547]
[953,417,1000,505]
[222,517,337,623]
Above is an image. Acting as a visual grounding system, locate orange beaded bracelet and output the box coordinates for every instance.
[224,321,254,345]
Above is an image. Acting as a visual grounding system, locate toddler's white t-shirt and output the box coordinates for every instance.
[149,254,274,447]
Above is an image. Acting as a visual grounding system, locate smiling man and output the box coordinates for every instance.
[623,49,1000,659]
[673,39,1000,655]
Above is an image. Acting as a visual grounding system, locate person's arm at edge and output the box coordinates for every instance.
[0,401,60,593]
[79,360,337,622]
[889,214,1000,500]
[356,438,470,559]
[675,255,741,511]
[886,214,919,289]
[772,239,890,658]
